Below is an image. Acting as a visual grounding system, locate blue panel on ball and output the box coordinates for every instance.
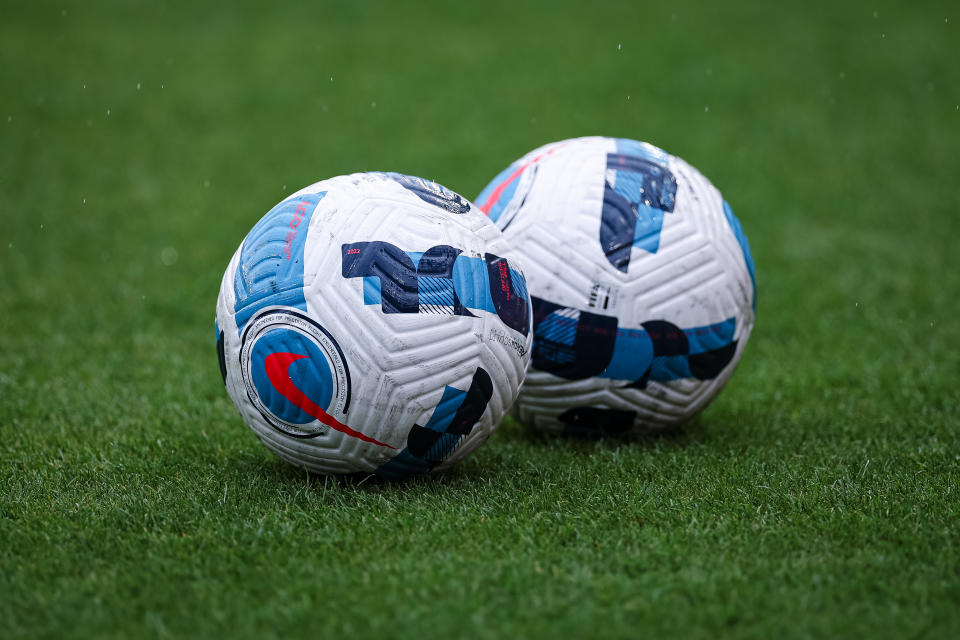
[342,241,529,336]
[537,311,578,347]
[601,327,654,381]
[722,200,757,311]
[419,385,468,434]
[374,450,431,479]
[475,163,519,222]
[684,317,736,355]
[362,276,382,306]
[233,191,327,334]
[647,355,693,382]
[614,138,672,165]
[417,277,456,307]
[599,141,678,272]
[530,295,739,385]
[234,287,317,338]
[376,368,492,480]
[341,241,420,314]
[249,327,334,424]
[450,256,495,314]
[531,297,618,379]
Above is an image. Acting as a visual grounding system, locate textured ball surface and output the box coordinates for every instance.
[475,137,756,437]
[216,173,532,477]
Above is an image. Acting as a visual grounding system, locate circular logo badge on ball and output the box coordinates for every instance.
[239,308,351,438]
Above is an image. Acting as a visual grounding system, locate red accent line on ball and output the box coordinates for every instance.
[478,142,568,215]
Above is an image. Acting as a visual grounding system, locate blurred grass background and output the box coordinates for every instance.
[1,0,958,638]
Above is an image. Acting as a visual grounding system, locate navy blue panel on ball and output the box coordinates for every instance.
[530,296,739,386]
[484,253,530,337]
[417,245,471,316]
[341,241,420,314]
[376,368,493,480]
[216,329,226,385]
[688,341,739,380]
[341,242,531,336]
[599,148,678,273]
[377,172,473,214]
[531,297,619,380]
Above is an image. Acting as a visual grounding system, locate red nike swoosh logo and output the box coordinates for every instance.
[264,352,394,449]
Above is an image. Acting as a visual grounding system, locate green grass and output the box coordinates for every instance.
[2,0,958,637]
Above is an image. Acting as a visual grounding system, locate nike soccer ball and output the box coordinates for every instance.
[474,137,756,437]
[215,172,532,477]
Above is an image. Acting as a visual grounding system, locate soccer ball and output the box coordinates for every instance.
[215,172,532,477]
[474,137,756,437]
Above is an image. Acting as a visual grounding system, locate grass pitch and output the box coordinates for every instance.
[2,0,958,638]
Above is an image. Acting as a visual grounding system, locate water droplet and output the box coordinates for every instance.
[626,95,631,100]
[86,120,92,126]
[617,43,622,51]
[282,184,287,190]
[839,72,845,79]
[704,106,710,112]
[82,198,86,204]
[8,243,12,249]
[160,246,179,266]
[40,223,44,230]
[136,82,141,90]
[106,108,110,115]
[330,76,334,82]
[203,179,210,188]
[82,83,86,89]
[873,11,878,18]
[881,33,886,38]
[371,101,376,108]
[160,84,164,89]
[61,9,67,16]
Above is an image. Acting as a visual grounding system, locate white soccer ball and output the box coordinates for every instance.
[215,172,532,477]
[474,137,756,437]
